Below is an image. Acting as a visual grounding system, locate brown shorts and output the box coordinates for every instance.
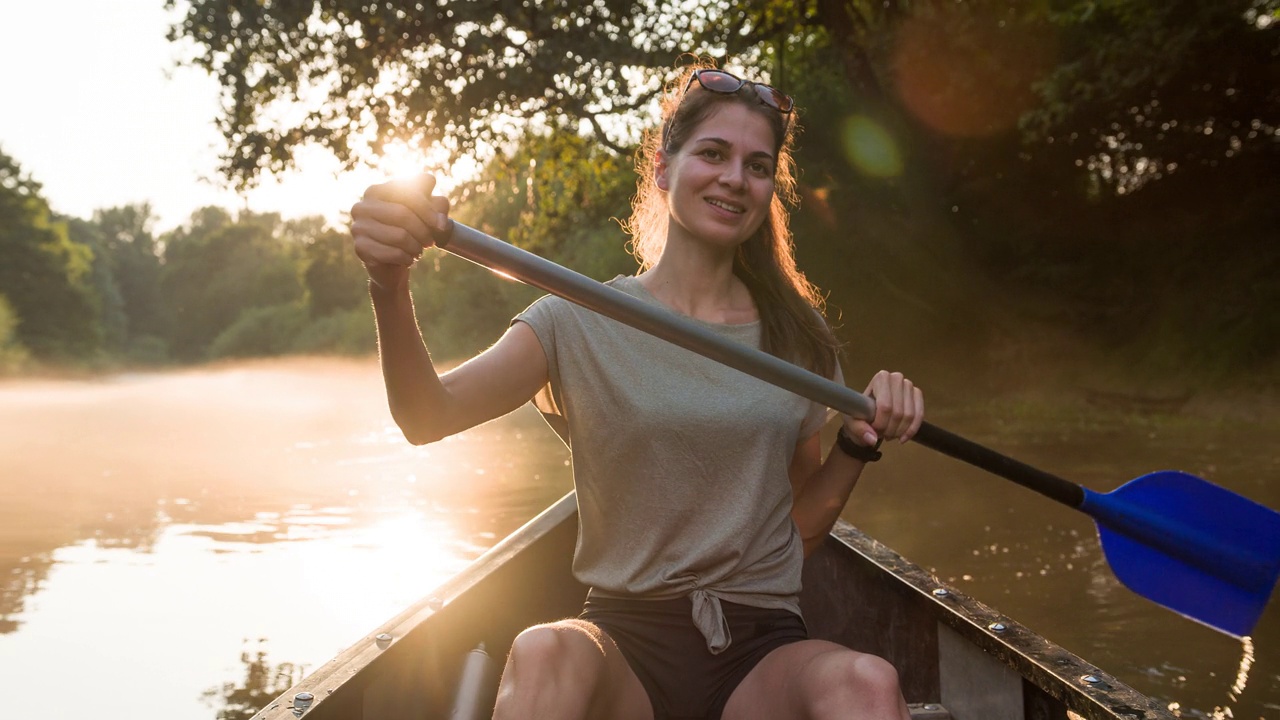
[580,593,808,720]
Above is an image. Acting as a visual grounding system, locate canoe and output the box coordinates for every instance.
[250,493,1174,720]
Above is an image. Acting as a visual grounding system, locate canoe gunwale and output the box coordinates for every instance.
[821,521,1175,720]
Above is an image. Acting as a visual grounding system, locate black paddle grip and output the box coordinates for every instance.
[913,422,1085,508]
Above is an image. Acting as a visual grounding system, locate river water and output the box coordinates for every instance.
[0,357,1275,719]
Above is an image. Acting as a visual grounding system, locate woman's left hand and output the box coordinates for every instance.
[842,370,925,448]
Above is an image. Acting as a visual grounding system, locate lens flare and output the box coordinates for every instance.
[841,116,903,178]
[892,7,1057,137]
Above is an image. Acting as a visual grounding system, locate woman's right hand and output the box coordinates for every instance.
[349,173,452,291]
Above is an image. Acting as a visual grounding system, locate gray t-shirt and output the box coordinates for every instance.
[513,275,836,652]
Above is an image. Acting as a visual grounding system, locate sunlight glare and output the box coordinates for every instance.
[371,140,456,188]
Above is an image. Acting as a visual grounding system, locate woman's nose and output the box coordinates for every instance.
[718,162,746,188]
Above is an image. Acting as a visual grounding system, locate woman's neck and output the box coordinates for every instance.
[637,234,758,324]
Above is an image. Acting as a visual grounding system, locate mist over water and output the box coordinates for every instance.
[0,358,1275,719]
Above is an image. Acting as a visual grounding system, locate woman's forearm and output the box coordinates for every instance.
[369,278,453,445]
[791,449,867,556]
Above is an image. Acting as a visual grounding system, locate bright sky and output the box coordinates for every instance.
[0,1,446,233]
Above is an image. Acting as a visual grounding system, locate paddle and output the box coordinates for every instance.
[435,220,1280,638]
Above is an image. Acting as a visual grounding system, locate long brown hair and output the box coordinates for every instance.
[625,60,840,378]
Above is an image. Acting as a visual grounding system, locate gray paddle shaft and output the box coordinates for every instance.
[439,221,877,419]
[437,221,1085,508]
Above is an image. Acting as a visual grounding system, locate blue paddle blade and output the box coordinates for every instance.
[1080,471,1280,637]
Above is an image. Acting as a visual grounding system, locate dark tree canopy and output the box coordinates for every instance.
[1026,0,1280,194]
[165,0,783,189]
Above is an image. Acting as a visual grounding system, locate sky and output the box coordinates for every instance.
[0,1,439,233]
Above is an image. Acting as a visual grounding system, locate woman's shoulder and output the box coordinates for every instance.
[518,275,639,322]
[604,274,640,293]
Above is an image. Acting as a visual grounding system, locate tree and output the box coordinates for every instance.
[0,294,28,372]
[166,0,774,189]
[1025,0,1280,194]
[300,223,368,318]
[451,128,637,277]
[159,208,304,360]
[63,215,128,353]
[93,204,167,347]
[0,149,102,359]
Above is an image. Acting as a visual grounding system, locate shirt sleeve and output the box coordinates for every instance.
[512,295,570,443]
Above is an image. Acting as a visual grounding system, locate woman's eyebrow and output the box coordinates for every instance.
[690,136,776,161]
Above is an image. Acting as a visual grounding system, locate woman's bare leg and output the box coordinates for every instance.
[722,639,910,720]
[492,619,654,720]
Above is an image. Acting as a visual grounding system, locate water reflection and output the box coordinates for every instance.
[0,358,571,719]
[201,641,306,720]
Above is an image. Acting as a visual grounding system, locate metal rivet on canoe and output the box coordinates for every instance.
[923,704,942,711]
[932,588,950,597]
[988,622,1008,632]
[1081,674,1101,684]
[292,691,314,715]
[428,596,444,610]
[375,632,393,648]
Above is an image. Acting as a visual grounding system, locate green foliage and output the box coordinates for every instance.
[208,301,310,359]
[159,209,305,360]
[452,129,638,280]
[0,149,102,359]
[92,204,166,342]
[289,305,377,355]
[0,294,29,373]
[1026,0,1280,194]
[408,254,543,360]
[62,215,128,352]
[301,226,368,318]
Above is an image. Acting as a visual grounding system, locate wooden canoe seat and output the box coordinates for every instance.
[907,702,952,719]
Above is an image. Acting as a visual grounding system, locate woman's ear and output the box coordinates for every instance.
[654,150,670,191]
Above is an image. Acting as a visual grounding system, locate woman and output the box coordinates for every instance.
[350,62,924,720]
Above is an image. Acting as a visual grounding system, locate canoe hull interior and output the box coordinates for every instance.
[252,494,1174,720]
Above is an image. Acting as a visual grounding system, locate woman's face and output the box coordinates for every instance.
[657,102,778,252]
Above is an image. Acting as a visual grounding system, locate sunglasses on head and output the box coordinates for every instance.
[685,69,795,115]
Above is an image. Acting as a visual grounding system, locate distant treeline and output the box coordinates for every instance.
[0,133,638,372]
[0,151,371,369]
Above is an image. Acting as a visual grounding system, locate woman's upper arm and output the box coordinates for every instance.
[434,320,550,437]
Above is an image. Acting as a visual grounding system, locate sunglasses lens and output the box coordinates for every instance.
[697,70,745,94]
[754,85,793,113]
[687,69,793,114]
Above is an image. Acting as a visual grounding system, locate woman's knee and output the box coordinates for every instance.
[803,651,904,715]
[496,621,625,719]
[505,621,607,684]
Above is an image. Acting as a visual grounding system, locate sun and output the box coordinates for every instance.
[367,140,483,198]
[372,140,452,190]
